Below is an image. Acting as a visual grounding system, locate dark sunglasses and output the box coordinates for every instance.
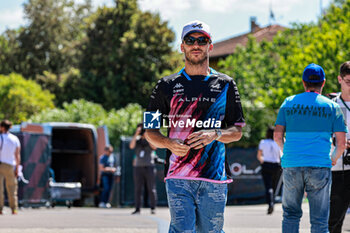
[183,36,211,46]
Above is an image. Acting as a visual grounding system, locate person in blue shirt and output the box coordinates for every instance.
[274,63,347,233]
[98,145,116,208]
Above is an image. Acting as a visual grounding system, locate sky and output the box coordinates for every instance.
[0,0,333,48]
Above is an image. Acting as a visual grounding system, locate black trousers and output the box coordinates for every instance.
[329,170,350,233]
[261,162,281,207]
[133,166,157,210]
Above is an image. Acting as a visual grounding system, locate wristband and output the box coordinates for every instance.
[215,129,222,140]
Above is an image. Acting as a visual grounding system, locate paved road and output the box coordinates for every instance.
[0,203,349,233]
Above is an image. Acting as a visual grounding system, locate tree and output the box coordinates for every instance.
[0,73,55,123]
[35,68,86,106]
[79,0,179,110]
[0,0,182,109]
[30,100,144,147]
[0,29,22,75]
[103,103,144,146]
[0,0,93,107]
[219,38,281,147]
[30,99,107,124]
[218,0,350,147]
[14,0,92,78]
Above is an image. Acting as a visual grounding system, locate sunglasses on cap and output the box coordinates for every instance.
[183,36,212,46]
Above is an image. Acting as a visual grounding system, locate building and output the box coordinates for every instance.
[209,17,286,69]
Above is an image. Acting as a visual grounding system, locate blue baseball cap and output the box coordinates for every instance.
[302,63,325,83]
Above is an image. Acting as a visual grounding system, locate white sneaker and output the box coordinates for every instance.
[105,203,111,208]
[98,202,106,208]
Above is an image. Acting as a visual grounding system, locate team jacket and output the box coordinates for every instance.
[147,68,245,183]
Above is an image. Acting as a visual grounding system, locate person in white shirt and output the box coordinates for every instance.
[257,126,282,215]
[0,120,21,215]
[329,61,350,233]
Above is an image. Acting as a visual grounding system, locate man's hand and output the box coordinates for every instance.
[108,167,117,173]
[274,125,285,151]
[168,138,191,157]
[257,150,264,164]
[331,158,338,166]
[14,166,19,178]
[186,130,217,150]
[332,132,347,166]
[135,126,142,136]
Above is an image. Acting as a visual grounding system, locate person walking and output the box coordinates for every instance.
[257,126,282,215]
[274,63,347,233]
[98,145,116,208]
[0,120,21,215]
[129,123,157,215]
[328,61,350,233]
[145,20,245,232]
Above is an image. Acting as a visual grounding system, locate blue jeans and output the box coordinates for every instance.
[100,174,114,203]
[166,179,228,233]
[282,167,332,233]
